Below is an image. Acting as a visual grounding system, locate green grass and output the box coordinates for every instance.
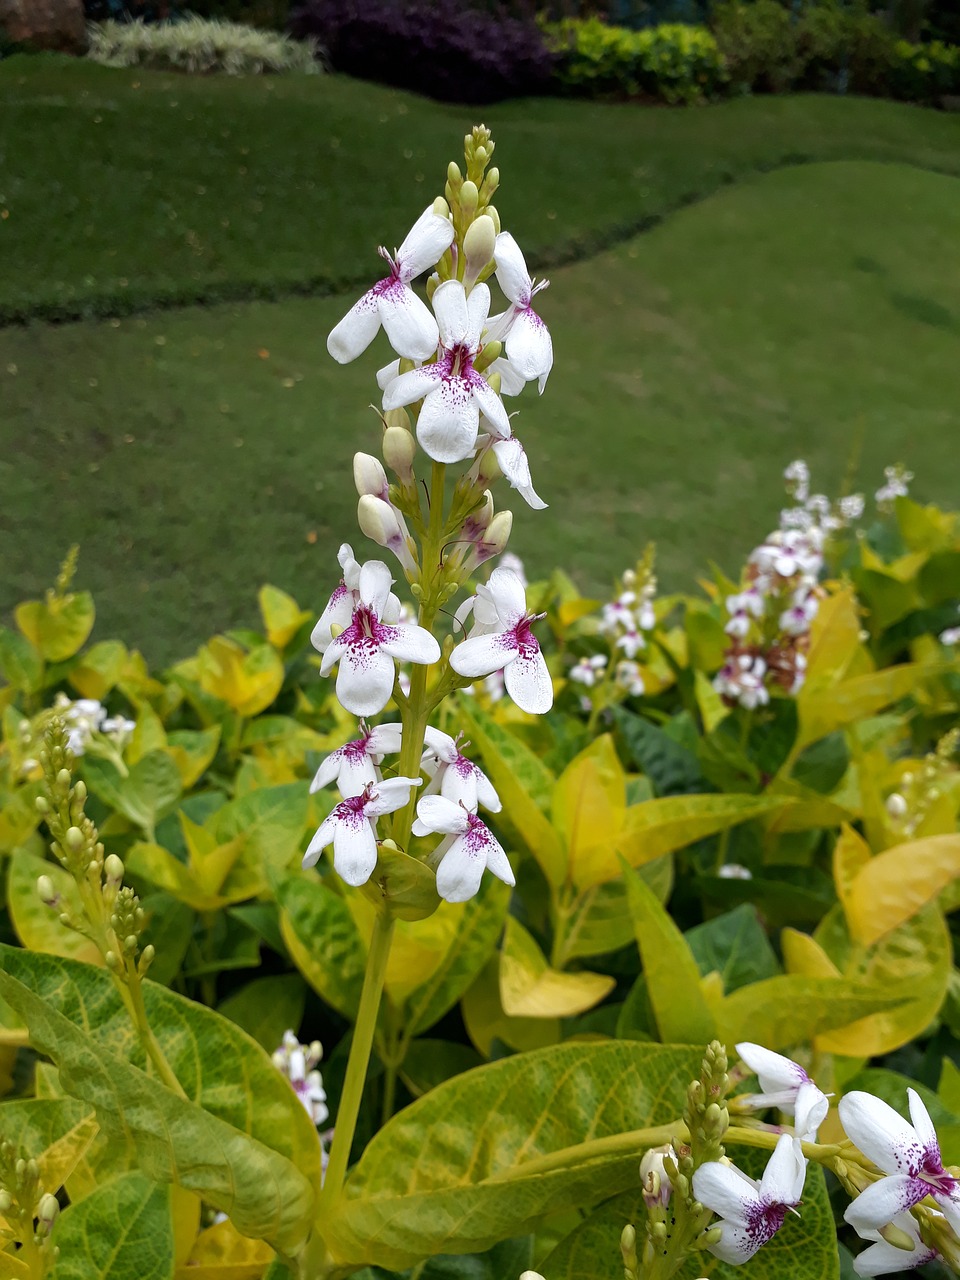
[4,57,960,321]
[3,149,959,664]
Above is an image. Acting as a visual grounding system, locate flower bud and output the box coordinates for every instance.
[37,1193,60,1230]
[104,853,124,886]
[478,510,512,563]
[432,196,451,219]
[138,944,155,975]
[35,795,49,814]
[65,826,84,853]
[879,1222,919,1252]
[354,451,390,501]
[885,792,908,818]
[382,425,416,485]
[37,875,58,908]
[56,769,72,792]
[0,1189,13,1213]
[74,780,87,802]
[447,161,462,187]
[484,204,501,235]
[357,495,417,575]
[463,214,496,287]
[640,1144,673,1208]
[459,180,479,217]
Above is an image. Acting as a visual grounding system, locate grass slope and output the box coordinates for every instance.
[3,57,960,320]
[3,160,958,664]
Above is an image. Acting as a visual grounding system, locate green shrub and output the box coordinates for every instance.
[87,15,320,74]
[888,36,960,101]
[546,16,728,104]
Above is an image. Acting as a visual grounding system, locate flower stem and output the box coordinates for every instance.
[319,907,396,1212]
[121,961,188,1099]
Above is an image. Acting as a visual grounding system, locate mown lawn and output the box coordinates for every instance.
[2,60,959,664]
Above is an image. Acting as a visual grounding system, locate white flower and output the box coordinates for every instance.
[736,1042,829,1143]
[327,206,454,363]
[309,721,404,798]
[615,659,645,697]
[303,776,421,886]
[839,1089,960,1238]
[320,561,440,716]
[55,695,106,756]
[885,792,908,819]
[570,654,608,687]
[272,1030,329,1127]
[640,1144,673,1208]
[491,436,547,510]
[840,493,865,522]
[779,589,819,638]
[784,459,810,503]
[413,794,515,903]
[850,1210,938,1276]
[101,715,136,738]
[692,1133,806,1264]
[489,232,553,393]
[382,280,510,464]
[420,726,501,814]
[498,551,528,587]
[714,653,769,710]
[718,863,752,880]
[940,627,960,646]
[875,465,913,512]
[311,544,366,654]
[450,567,553,715]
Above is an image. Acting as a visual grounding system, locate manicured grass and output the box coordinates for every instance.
[3,57,960,320]
[3,157,958,664]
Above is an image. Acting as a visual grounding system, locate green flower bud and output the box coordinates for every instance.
[35,795,49,814]
[56,769,72,792]
[104,854,124,886]
[484,204,501,235]
[462,214,496,286]
[64,826,84,853]
[0,1189,12,1213]
[432,195,451,219]
[37,875,58,908]
[74,780,87,802]
[37,1193,59,1228]
[138,944,155,975]
[459,180,479,217]
[447,161,462,189]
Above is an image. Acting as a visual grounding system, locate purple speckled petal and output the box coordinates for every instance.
[336,643,396,717]
[378,282,440,361]
[327,288,383,364]
[504,644,553,715]
[382,363,445,412]
[844,1174,925,1235]
[332,813,378,886]
[505,307,553,392]
[416,381,481,464]
[450,630,518,680]
[436,834,485,903]
[839,1092,924,1177]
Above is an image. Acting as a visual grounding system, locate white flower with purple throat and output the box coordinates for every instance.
[692,1133,807,1264]
[420,726,501,814]
[413,794,515,903]
[303,775,421,886]
[309,721,404,798]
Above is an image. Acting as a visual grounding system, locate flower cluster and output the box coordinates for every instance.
[884,727,959,841]
[875,463,913,513]
[567,556,658,714]
[272,1030,329,1128]
[302,128,557,906]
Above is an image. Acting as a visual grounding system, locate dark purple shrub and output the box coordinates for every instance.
[288,0,554,103]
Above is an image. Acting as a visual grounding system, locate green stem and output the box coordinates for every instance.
[713,709,754,874]
[123,962,189,1099]
[319,909,396,1212]
[724,1124,844,1165]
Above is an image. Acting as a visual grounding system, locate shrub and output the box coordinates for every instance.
[287,0,553,104]
[546,16,727,103]
[888,36,960,101]
[87,15,320,74]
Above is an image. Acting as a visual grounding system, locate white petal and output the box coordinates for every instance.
[491,355,527,397]
[367,723,404,756]
[336,751,379,799]
[450,630,518,679]
[338,543,361,588]
[487,566,528,625]
[439,766,479,813]
[379,623,442,666]
[332,816,379,886]
[358,560,394,618]
[416,382,481,464]
[474,767,501,813]
[482,834,515,887]
[492,438,547,510]
[839,1092,923,1177]
[377,358,402,391]
[853,1237,934,1277]
[907,1088,939,1157]
[465,281,492,348]
[382,364,443,412]
[470,376,511,442]
[379,284,440,361]
[795,1080,829,1142]
[415,794,469,836]
[505,307,553,392]
[327,289,382,364]
[692,1161,756,1228]
[396,206,455,281]
[367,776,422,817]
[383,592,402,625]
[432,279,469,346]
[311,585,354,653]
[494,232,532,307]
[422,725,457,759]
[319,637,346,678]
[302,814,337,868]
[736,1043,806,1095]
[504,646,553,715]
[435,835,485,903]
[336,646,396,717]
[309,748,344,794]
[760,1133,805,1205]
[844,1175,923,1235]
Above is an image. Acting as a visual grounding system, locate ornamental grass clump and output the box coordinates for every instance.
[87,16,320,75]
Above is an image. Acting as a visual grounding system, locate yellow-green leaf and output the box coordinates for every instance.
[49,1172,174,1280]
[277,874,366,1021]
[798,664,933,750]
[69,640,128,701]
[329,1041,699,1270]
[553,735,627,887]
[16,592,95,663]
[802,586,861,694]
[499,917,614,1019]
[833,823,871,919]
[166,726,221,789]
[0,1098,98,1197]
[462,956,560,1057]
[258,584,310,650]
[622,860,715,1044]
[846,834,960,946]
[6,853,104,966]
[197,637,284,717]
[177,1216,275,1280]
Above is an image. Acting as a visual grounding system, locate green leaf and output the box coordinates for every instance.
[166,726,221,789]
[329,1041,700,1270]
[69,639,128,702]
[82,752,182,835]
[16,591,95,663]
[458,702,565,885]
[622,860,715,1043]
[218,975,306,1053]
[215,782,309,878]
[612,708,705,796]
[400,1039,485,1098]
[0,962,315,1253]
[277,873,366,1021]
[0,946,321,1186]
[684,904,779,993]
[542,1160,838,1280]
[50,1172,174,1280]
[404,876,510,1037]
